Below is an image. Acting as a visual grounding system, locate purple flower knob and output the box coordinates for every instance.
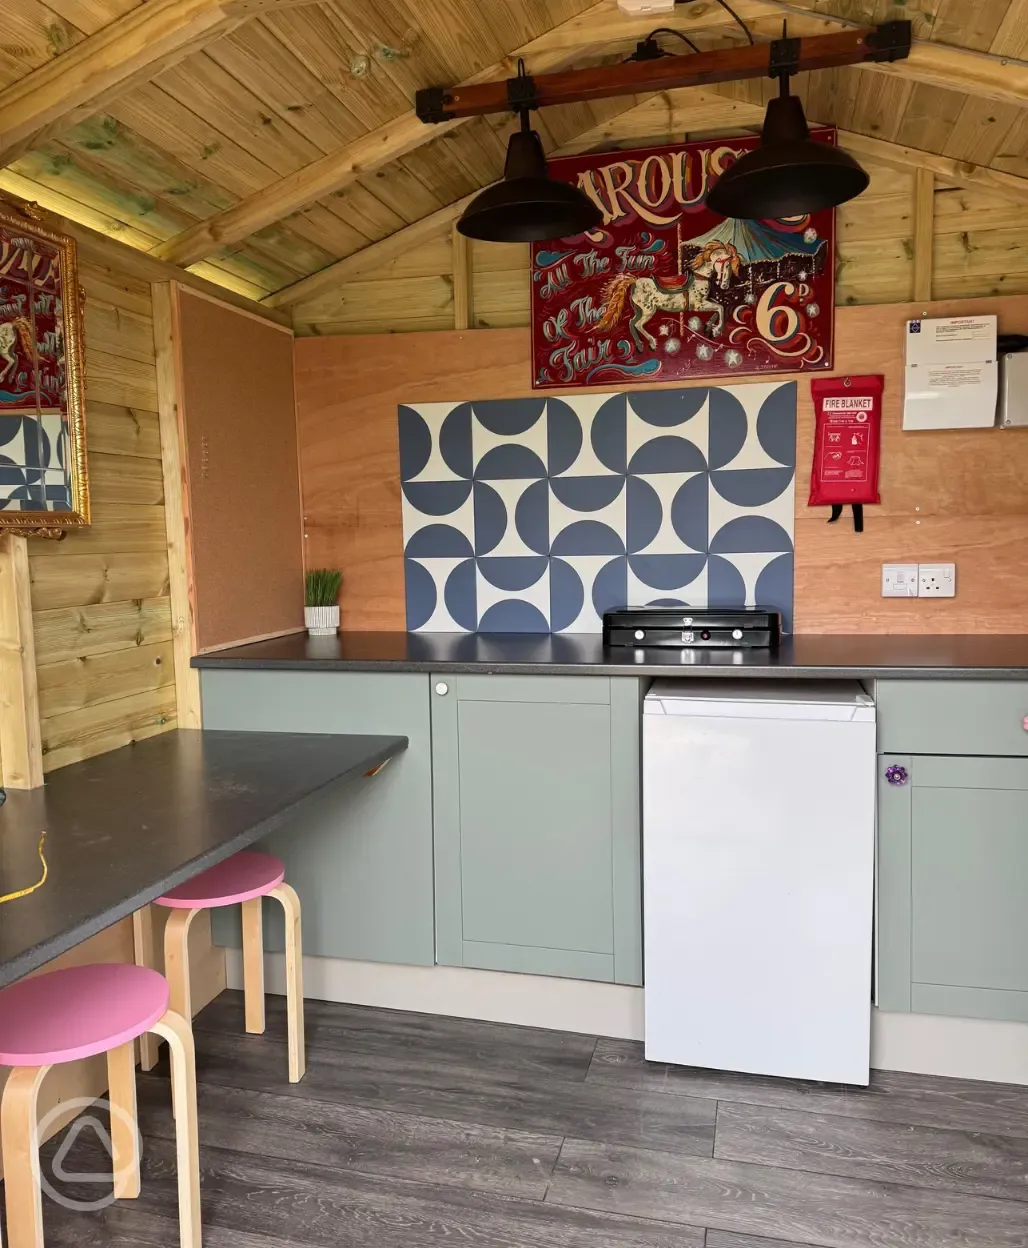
[885,765,909,787]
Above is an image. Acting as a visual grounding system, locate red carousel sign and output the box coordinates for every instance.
[530,133,836,390]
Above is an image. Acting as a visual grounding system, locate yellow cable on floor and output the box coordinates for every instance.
[0,831,47,904]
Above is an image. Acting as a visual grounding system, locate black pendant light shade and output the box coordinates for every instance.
[706,80,869,220]
[457,112,604,243]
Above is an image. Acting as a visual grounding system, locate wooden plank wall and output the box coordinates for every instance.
[294,293,1028,636]
[290,165,1028,336]
[22,254,177,775]
[0,235,227,1166]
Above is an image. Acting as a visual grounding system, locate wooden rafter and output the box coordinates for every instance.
[415,26,912,121]
[267,83,1028,313]
[153,0,1027,271]
[0,0,320,168]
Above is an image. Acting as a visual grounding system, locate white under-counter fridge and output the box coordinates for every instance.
[643,679,876,1086]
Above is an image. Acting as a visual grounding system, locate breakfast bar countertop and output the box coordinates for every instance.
[0,728,408,988]
[192,631,1028,680]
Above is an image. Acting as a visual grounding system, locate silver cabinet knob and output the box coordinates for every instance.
[435,682,449,696]
[634,629,645,641]
[732,628,743,640]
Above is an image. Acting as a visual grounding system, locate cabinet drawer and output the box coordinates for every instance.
[452,674,610,704]
[877,680,1028,756]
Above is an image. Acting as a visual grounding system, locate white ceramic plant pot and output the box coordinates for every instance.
[305,605,339,636]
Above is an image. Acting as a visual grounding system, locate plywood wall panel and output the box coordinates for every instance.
[175,288,303,651]
[296,294,1028,636]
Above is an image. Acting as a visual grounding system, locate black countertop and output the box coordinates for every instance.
[193,631,1028,680]
[0,728,407,987]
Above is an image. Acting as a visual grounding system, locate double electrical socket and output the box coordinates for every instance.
[882,563,956,598]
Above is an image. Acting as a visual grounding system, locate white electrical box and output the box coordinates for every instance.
[999,352,1028,427]
[882,563,918,597]
[903,315,997,431]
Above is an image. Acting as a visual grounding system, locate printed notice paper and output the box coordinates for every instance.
[903,315,997,430]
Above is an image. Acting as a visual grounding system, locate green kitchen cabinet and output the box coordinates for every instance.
[878,753,1028,1023]
[431,674,642,985]
[200,669,435,966]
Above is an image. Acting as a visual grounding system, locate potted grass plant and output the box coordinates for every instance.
[305,568,342,636]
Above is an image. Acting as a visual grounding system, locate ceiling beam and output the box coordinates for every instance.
[267,85,1028,313]
[415,26,912,121]
[150,0,805,268]
[0,0,322,169]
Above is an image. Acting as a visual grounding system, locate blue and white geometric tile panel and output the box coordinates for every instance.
[0,412,71,512]
[399,381,796,633]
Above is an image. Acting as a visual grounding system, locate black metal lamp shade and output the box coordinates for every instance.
[457,116,604,243]
[706,89,869,220]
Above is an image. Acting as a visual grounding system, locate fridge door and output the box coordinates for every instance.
[643,687,876,1085]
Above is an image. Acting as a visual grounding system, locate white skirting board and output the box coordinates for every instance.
[225,951,1028,1087]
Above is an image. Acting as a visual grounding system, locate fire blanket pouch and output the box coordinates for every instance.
[809,375,883,511]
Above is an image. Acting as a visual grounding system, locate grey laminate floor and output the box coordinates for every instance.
[20,990,1028,1247]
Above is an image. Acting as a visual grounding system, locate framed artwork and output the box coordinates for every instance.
[0,193,88,537]
[531,134,836,390]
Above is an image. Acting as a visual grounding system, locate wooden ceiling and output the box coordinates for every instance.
[1,0,1026,310]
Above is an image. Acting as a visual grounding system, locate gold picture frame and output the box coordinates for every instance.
[0,192,89,538]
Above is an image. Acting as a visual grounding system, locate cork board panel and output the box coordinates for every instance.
[295,294,1028,636]
[178,289,302,651]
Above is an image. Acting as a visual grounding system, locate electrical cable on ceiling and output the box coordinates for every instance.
[677,0,754,44]
[646,27,703,55]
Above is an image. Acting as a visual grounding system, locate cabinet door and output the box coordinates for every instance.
[201,670,434,966]
[878,754,1028,1023]
[432,675,641,985]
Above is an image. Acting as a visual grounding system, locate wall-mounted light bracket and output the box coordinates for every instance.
[414,86,451,124]
[767,35,801,80]
[866,20,913,61]
[506,70,539,112]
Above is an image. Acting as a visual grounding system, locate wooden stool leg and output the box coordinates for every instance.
[1,1065,49,1248]
[269,883,305,1083]
[163,908,198,1121]
[106,1041,141,1199]
[132,906,160,1071]
[150,1010,201,1248]
[241,897,266,1035]
[163,908,199,1022]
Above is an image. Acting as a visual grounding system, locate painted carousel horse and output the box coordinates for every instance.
[0,317,33,386]
[593,241,742,350]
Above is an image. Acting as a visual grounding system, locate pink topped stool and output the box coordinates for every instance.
[155,851,305,1083]
[0,963,200,1248]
